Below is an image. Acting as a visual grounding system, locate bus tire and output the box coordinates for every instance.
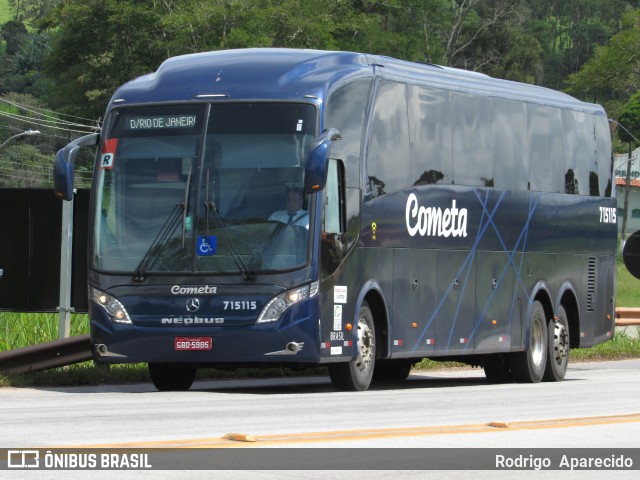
[373,359,412,383]
[148,363,197,391]
[509,300,548,383]
[328,302,376,391]
[543,305,570,382]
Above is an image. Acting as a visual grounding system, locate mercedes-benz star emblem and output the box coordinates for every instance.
[186,298,200,312]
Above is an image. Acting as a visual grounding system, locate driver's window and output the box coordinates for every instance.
[321,159,346,276]
[324,160,342,234]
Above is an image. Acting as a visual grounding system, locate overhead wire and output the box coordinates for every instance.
[0,96,99,125]
[0,97,100,186]
[0,110,99,134]
[0,95,101,142]
[0,123,70,141]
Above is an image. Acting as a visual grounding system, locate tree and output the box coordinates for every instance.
[43,0,171,118]
[443,0,527,69]
[526,0,634,90]
[42,0,349,116]
[4,31,52,97]
[37,0,640,120]
[618,93,640,145]
[9,0,61,25]
[159,0,340,53]
[333,0,536,75]
[0,20,28,56]
[566,10,640,103]
[456,1,543,82]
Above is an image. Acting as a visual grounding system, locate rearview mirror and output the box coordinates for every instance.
[304,128,341,194]
[54,133,100,200]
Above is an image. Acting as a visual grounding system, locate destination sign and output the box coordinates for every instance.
[126,115,197,130]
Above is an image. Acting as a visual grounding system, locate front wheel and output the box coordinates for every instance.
[543,305,570,382]
[509,300,548,383]
[148,363,197,391]
[328,302,376,391]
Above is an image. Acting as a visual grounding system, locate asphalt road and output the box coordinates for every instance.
[1,359,639,479]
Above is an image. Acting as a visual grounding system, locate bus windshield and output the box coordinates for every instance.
[93,103,317,275]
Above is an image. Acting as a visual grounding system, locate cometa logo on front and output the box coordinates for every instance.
[405,193,468,238]
[170,285,218,295]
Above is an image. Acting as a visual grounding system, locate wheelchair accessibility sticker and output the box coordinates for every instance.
[197,236,217,256]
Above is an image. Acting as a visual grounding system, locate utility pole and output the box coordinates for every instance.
[58,190,75,339]
[621,144,633,252]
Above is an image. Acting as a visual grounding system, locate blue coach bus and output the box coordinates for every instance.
[54,48,616,391]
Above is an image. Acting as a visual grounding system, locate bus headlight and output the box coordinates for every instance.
[89,287,132,324]
[256,281,318,324]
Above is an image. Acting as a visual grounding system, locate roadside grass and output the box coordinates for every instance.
[570,328,640,360]
[0,312,88,351]
[616,256,640,307]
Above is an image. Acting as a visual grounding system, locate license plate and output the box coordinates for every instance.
[174,337,212,351]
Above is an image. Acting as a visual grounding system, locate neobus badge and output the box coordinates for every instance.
[405,193,468,238]
[170,285,218,295]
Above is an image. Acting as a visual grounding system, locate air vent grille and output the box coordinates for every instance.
[586,257,596,312]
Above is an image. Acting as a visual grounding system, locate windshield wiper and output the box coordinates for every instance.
[205,201,254,281]
[133,203,185,282]
[181,167,192,247]
[134,168,192,282]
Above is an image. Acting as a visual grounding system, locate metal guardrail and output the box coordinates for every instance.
[615,308,640,327]
[0,334,92,375]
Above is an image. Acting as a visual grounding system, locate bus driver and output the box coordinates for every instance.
[268,188,309,229]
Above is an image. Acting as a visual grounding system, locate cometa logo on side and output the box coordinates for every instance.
[405,193,468,238]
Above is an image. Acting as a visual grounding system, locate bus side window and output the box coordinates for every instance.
[491,98,528,190]
[366,81,411,198]
[562,109,592,196]
[528,104,564,193]
[450,92,492,187]
[321,159,346,276]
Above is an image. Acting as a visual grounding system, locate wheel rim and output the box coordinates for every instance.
[552,321,569,365]
[531,317,545,368]
[355,317,374,374]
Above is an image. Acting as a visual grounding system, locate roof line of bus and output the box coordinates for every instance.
[109,48,605,115]
[371,54,603,114]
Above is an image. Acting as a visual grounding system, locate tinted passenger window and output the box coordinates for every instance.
[450,92,492,187]
[325,80,373,188]
[528,105,564,193]
[408,86,453,186]
[562,110,593,196]
[594,115,613,197]
[491,98,528,190]
[366,81,411,198]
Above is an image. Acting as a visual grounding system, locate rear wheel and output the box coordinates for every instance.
[148,363,197,391]
[543,305,570,382]
[509,300,548,383]
[328,302,376,391]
